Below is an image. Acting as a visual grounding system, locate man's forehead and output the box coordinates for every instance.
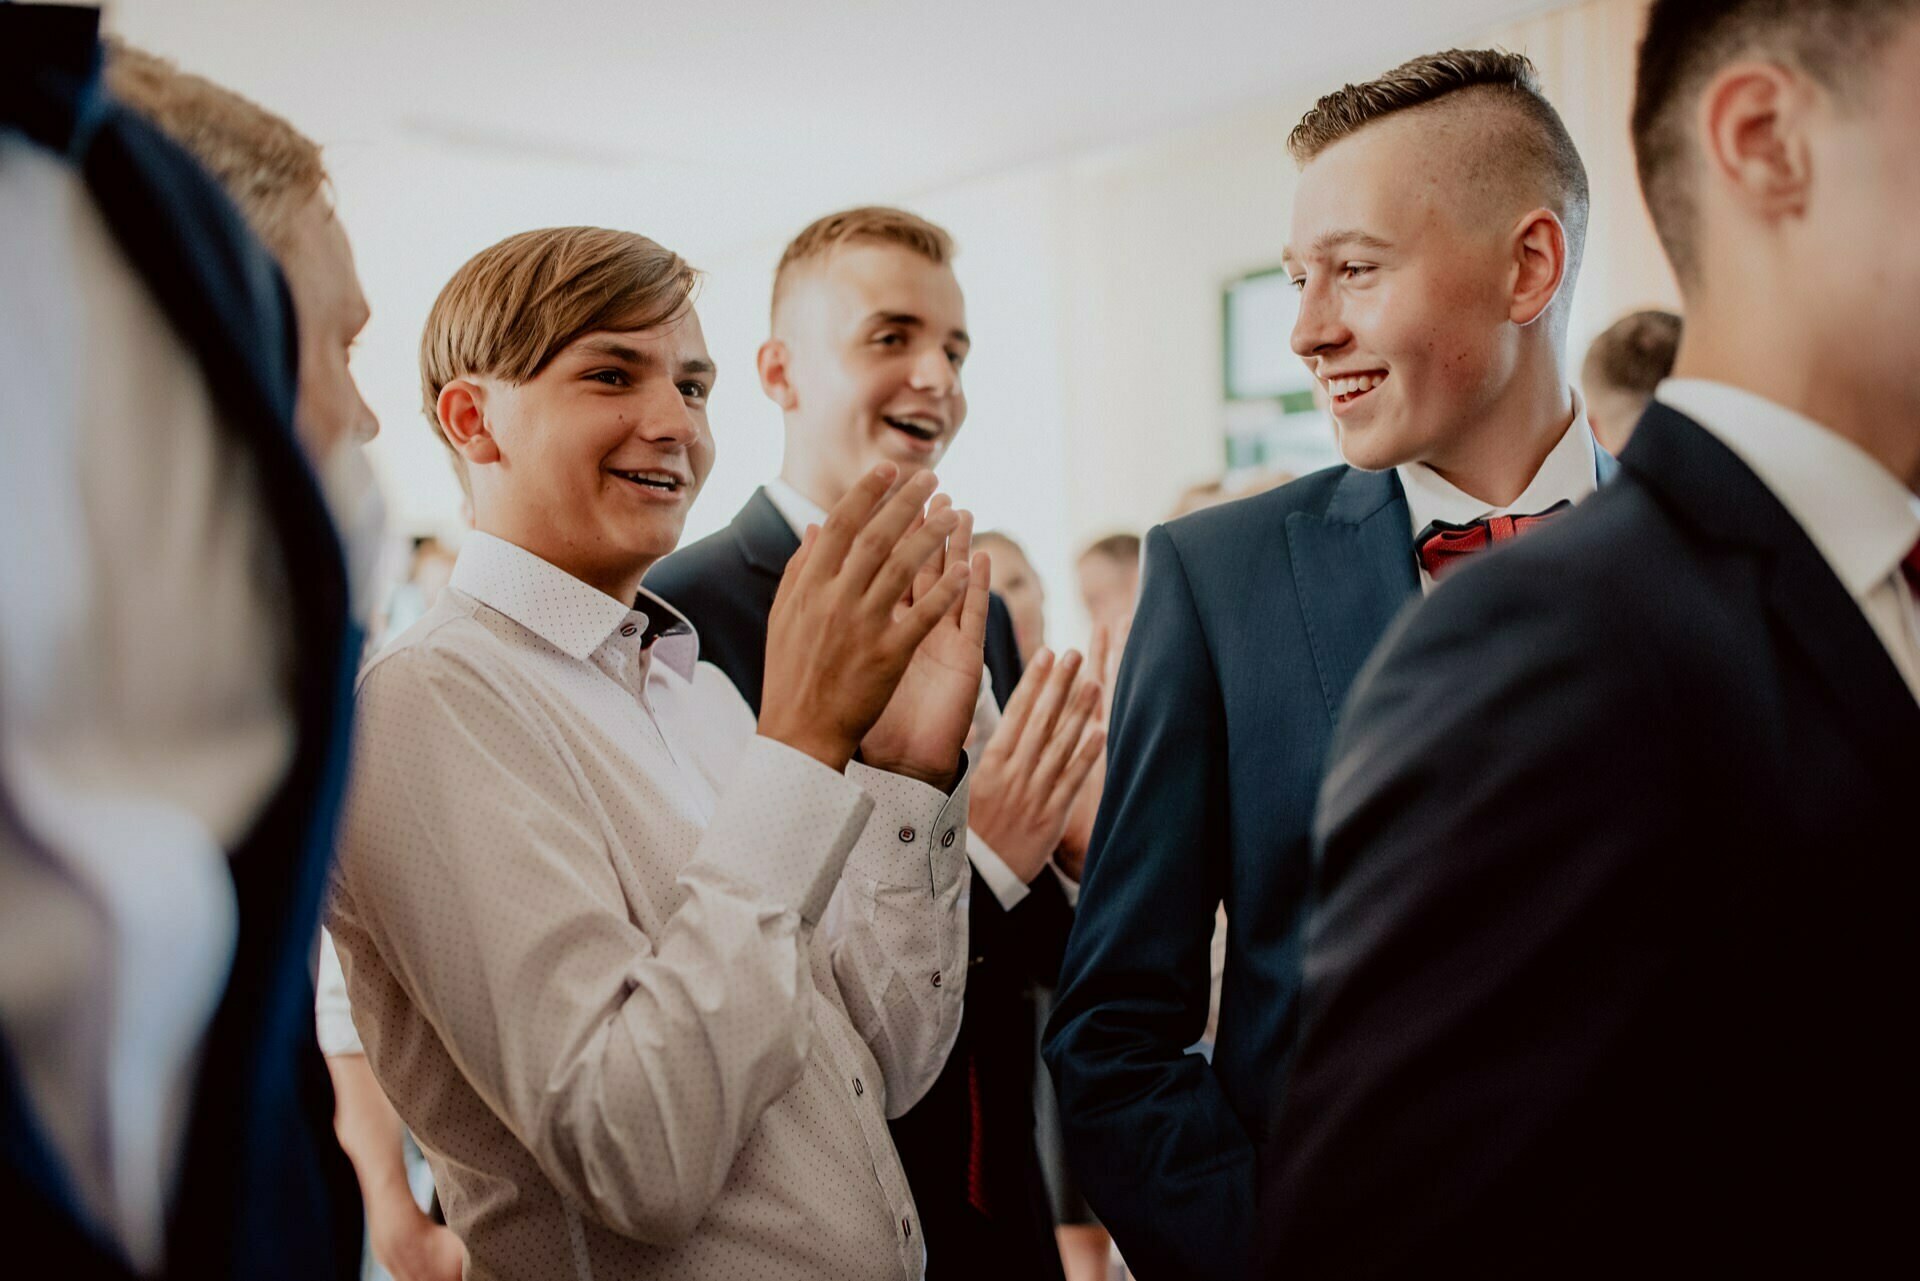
[568,314,711,363]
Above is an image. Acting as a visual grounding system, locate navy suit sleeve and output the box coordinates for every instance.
[1255,556,1692,1279]
[1043,525,1251,1281]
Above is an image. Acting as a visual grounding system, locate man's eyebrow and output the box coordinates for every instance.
[1288,230,1396,261]
[575,338,653,365]
[679,357,717,377]
[866,311,971,348]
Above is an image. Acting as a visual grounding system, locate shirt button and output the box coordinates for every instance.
[940,828,956,848]
[931,971,942,988]
[902,1217,912,1241]
[620,623,638,637]
[897,826,916,843]
[852,1077,864,1097]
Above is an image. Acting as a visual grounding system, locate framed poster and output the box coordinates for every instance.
[1221,266,1337,476]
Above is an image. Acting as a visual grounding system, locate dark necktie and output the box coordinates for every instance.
[967,1054,990,1216]
[1902,537,1920,599]
[1415,499,1572,581]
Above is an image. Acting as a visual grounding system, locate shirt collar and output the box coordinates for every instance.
[1657,378,1920,603]
[764,477,829,539]
[448,532,700,680]
[1396,385,1599,537]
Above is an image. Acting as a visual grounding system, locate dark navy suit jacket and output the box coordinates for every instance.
[1,7,360,1278]
[1256,405,1916,1278]
[647,487,1070,1281]
[1045,444,1617,1279]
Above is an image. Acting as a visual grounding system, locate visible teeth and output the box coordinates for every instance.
[615,470,678,489]
[1328,373,1386,398]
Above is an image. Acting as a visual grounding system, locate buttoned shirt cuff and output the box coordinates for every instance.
[845,755,972,896]
[967,833,1032,910]
[701,735,875,924]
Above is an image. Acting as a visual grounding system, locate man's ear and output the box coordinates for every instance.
[437,379,501,466]
[1698,60,1813,228]
[1508,208,1568,328]
[757,338,798,412]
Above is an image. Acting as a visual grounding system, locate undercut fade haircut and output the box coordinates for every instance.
[1289,48,1590,280]
[1583,309,1683,398]
[770,206,955,324]
[420,227,699,458]
[1632,0,1919,287]
[104,42,327,256]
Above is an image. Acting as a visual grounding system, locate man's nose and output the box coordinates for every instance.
[909,345,958,395]
[1290,279,1349,360]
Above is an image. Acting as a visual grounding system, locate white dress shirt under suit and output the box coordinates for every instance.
[327,532,970,1281]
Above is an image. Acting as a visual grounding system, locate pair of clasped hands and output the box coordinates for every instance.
[761,464,1106,876]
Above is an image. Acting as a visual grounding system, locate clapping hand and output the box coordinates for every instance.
[968,639,1107,885]
[1055,622,1116,881]
[859,496,995,791]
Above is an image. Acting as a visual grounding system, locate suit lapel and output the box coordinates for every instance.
[1627,404,1920,788]
[1285,467,1420,723]
[732,488,802,581]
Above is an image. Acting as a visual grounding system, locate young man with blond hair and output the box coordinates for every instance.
[1045,50,1604,1280]
[648,207,1102,1281]
[1258,2,1920,1274]
[331,223,997,1280]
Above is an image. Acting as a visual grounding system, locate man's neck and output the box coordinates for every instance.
[1671,307,1920,495]
[775,458,844,514]
[1420,354,1576,508]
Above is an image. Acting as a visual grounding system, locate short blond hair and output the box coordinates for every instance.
[104,42,327,256]
[770,206,954,322]
[420,227,700,461]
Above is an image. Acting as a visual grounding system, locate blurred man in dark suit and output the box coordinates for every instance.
[1046,48,1600,1280]
[1259,3,1920,1276]
[1,6,361,1277]
[647,206,1102,1281]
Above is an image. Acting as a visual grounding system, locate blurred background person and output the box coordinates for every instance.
[2,7,361,1278]
[1074,535,1140,664]
[1581,307,1681,454]
[975,530,1048,665]
[106,40,460,1281]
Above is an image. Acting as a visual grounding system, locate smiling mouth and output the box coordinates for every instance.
[883,415,942,443]
[609,468,686,494]
[1325,371,1388,407]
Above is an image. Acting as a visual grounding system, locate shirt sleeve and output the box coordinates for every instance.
[330,645,875,1245]
[314,928,363,1056]
[967,831,1032,909]
[820,760,972,1118]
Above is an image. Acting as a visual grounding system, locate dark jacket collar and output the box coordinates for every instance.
[732,487,802,578]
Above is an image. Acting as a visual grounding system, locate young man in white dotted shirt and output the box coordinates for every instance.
[328,225,995,1280]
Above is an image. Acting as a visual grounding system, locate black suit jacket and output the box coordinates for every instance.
[646,488,1070,1281]
[1256,404,1918,1278]
[1,8,360,1278]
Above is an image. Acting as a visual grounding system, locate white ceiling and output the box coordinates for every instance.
[109,0,1575,262]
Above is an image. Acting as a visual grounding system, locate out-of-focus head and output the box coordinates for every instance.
[105,43,375,456]
[973,531,1046,663]
[1632,0,1920,432]
[1076,533,1141,640]
[760,207,969,505]
[1581,309,1682,454]
[422,228,712,600]
[1284,49,1589,474]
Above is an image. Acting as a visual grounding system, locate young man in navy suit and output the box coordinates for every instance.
[1258,3,1920,1277]
[646,207,1102,1281]
[1044,50,1602,1280]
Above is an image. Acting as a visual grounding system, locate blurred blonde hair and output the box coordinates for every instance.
[104,41,327,256]
[771,206,954,323]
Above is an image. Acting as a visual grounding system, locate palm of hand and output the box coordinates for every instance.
[863,610,978,782]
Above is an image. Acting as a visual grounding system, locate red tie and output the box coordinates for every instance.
[966,1053,990,1216]
[1416,500,1572,581]
[1902,536,1920,599]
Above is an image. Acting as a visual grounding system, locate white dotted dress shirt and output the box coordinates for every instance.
[327,532,970,1281]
